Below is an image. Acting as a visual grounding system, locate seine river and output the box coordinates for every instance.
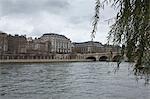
[0,62,150,99]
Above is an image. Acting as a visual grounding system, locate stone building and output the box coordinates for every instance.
[72,41,121,54]
[7,34,27,54]
[26,37,48,54]
[0,31,8,54]
[72,41,105,53]
[40,33,72,54]
[103,44,120,52]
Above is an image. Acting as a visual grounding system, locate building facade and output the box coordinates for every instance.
[26,37,48,54]
[0,32,8,54]
[72,41,105,53]
[72,41,120,54]
[40,33,72,54]
[0,32,120,60]
[7,34,27,54]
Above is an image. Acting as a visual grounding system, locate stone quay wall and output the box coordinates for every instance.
[0,59,89,63]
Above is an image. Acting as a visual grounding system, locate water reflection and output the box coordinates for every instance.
[0,62,150,99]
[114,62,150,85]
[133,67,150,85]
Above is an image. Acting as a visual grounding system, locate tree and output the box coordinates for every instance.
[92,0,150,68]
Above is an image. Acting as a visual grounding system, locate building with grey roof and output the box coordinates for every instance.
[40,33,72,54]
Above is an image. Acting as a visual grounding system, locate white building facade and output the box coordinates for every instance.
[40,33,72,54]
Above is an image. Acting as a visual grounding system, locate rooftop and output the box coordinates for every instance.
[42,33,70,40]
[73,41,103,47]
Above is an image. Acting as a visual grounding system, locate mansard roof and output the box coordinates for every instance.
[0,31,7,35]
[43,33,70,40]
[72,41,103,47]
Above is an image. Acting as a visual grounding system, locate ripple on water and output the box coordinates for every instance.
[0,62,150,99]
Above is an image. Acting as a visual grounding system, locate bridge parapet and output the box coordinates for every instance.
[75,52,122,61]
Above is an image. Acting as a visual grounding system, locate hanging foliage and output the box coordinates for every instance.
[92,0,150,67]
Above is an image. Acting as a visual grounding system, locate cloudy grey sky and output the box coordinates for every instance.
[0,0,117,44]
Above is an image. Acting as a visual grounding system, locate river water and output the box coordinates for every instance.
[0,62,150,99]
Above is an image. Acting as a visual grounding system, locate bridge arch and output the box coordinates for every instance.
[86,56,96,61]
[112,55,121,62]
[99,56,108,61]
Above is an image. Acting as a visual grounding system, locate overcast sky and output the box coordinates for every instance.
[0,0,117,44]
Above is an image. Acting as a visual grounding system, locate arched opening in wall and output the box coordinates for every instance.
[86,56,96,61]
[99,56,108,61]
[112,55,121,62]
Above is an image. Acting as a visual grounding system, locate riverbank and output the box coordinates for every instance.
[0,59,91,63]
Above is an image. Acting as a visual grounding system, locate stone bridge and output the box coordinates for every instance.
[75,52,122,62]
[0,52,122,62]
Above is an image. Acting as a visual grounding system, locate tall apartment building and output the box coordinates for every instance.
[40,33,72,54]
[0,31,8,54]
[7,34,27,54]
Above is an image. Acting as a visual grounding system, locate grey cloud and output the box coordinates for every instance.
[69,15,92,25]
[0,0,116,44]
[47,0,69,8]
[0,0,70,16]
